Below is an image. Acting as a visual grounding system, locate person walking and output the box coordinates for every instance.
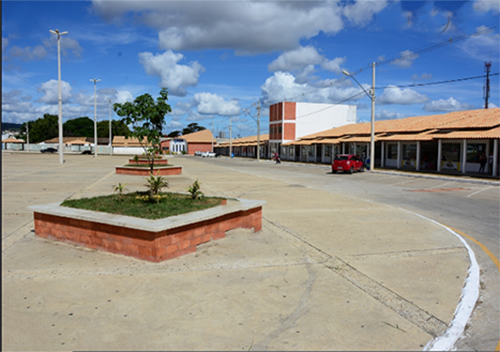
[478,152,487,173]
[274,152,281,164]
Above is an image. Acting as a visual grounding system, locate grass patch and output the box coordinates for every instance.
[61,192,226,220]
[123,164,174,168]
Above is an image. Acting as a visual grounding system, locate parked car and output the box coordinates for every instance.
[81,150,92,155]
[202,151,217,158]
[40,147,57,153]
[194,151,203,156]
[332,154,365,174]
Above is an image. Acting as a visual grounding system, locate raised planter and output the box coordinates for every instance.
[116,165,182,176]
[128,158,170,165]
[29,198,265,262]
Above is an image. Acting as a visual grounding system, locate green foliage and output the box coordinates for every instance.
[113,88,172,173]
[187,179,204,200]
[64,117,94,137]
[112,183,128,200]
[133,155,139,164]
[167,130,181,138]
[144,173,169,198]
[21,114,58,143]
[97,119,131,138]
[182,122,206,136]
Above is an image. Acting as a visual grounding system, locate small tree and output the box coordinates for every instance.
[113,88,172,173]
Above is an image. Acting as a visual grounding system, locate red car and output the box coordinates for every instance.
[332,154,365,174]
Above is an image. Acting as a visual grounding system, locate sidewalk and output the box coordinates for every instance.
[2,154,475,351]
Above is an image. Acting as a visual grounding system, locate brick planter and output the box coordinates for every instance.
[128,159,170,165]
[116,165,182,176]
[29,198,265,262]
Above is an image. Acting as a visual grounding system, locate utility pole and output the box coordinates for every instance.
[211,120,214,152]
[256,101,261,162]
[109,99,112,156]
[229,117,232,158]
[484,61,491,109]
[26,123,30,152]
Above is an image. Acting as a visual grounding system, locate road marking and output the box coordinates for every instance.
[406,188,468,193]
[441,225,500,352]
[466,186,492,198]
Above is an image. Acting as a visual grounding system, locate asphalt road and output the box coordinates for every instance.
[194,155,500,352]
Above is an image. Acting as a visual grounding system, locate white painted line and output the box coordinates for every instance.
[397,208,480,352]
[466,186,492,198]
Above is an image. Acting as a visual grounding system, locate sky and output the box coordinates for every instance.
[2,0,499,138]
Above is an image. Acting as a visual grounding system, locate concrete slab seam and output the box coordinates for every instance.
[397,208,480,352]
[263,216,449,338]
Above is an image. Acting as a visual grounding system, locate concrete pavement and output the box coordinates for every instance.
[2,152,477,351]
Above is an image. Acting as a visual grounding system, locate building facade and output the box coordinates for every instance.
[268,101,357,158]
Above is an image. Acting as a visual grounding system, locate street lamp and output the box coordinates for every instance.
[343,62,376,171]
[90,78,101,158]
[49,29,68,164]
[108,99,112,156]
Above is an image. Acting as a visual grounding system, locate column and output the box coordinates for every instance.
[461,139,467,174]
[416,141,421,171]
[381,142,385,168]
[437,139,442,172]
[493,139,498,177]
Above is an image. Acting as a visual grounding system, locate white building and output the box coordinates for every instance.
[268,102,356,157]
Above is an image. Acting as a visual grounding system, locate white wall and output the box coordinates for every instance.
[295,103,356,139]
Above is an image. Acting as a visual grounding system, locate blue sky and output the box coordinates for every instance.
[2,0,499,138]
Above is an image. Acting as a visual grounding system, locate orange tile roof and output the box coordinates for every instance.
[218,134,269,147]
[181,129,214,143]
[112,136,151,147]
[431,125,500,139]
[2,138,24,143]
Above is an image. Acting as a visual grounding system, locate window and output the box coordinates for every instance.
[466,143,486,163]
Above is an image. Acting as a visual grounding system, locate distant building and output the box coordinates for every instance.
[268,102,356,157]
[161,129,215,155]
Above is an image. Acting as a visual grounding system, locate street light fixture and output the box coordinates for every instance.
[49,29,68,164]
[343,62,376,171]
[90,78,101,158]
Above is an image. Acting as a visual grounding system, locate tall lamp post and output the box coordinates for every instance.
[90,78,100,158]
[342,62,376,171]
[49,29,68,164]
[108,99,112,156]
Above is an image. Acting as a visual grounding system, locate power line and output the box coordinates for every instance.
[377,72,499,90]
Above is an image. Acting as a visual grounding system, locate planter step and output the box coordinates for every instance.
[116,165,182,176]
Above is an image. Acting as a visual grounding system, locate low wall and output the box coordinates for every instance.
[30,199,265,262]
[116,166,182,176]
[128,159,169,165]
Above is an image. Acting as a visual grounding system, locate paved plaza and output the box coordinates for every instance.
[2,152,476,350]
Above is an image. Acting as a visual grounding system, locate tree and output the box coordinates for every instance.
[167,130,181,138]
[113,88,172,173]
[97,120,131,139]
[63,117,94,137]
[21,114,58,143]
[182,123,206,136]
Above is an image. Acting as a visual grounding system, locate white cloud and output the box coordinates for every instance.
[268,46,324,72]
[411,73,432,81]
[91,1,386,54]
[376,109,407,120]
[193,92,241,116]
[139,50,204,97]
[460,30,500,61]
[473,0,500,13]
[391,50,418,68]
[44,35,84,58]
[343,0,389,26]
[166,120,183,130]
[321,57,346,74]
[115,91,134,104]
[378,86,429,105]
[38,79,73,104]
[424,97,475,112]
[261,71,365,106]
[8,45,48,61]
[2,37,9,52]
